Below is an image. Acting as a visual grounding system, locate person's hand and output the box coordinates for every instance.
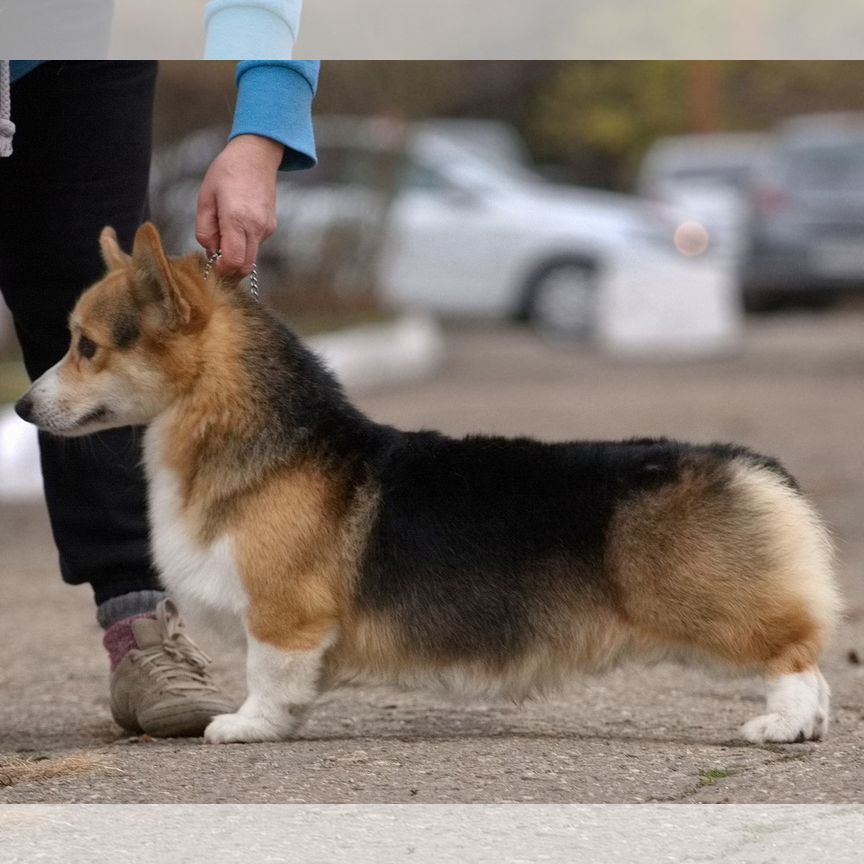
[196,134,284,278]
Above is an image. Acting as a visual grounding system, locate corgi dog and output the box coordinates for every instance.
[17,223,840,746]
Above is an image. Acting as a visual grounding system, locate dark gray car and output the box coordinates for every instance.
[740,113,864,310]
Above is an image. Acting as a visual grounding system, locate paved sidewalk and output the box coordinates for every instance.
[2,314,863,803]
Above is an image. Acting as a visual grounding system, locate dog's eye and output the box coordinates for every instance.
[78,335,97,360]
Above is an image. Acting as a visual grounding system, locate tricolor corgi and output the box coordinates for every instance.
[16,222,840,745]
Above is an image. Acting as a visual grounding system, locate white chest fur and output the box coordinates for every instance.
[143,419,248,642]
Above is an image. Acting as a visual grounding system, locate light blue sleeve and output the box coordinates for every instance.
[204,0,303,60]
[230,61,320,171]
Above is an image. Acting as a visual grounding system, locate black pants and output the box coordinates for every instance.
[0,61,162,605]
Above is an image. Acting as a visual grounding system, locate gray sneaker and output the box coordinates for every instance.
[109,599,235,737]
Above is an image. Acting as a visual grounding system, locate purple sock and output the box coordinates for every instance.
[103,614,155,670]
[96,589,165,630]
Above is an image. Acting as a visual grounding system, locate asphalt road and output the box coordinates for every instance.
[2,313,864,804]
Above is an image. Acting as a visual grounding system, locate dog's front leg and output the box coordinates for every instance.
[204,627,333,744]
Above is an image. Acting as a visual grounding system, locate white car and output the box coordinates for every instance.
[153,118,739,353]
[380,121,739,352]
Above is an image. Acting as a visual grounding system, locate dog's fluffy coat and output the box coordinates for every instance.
[19,223,840,745]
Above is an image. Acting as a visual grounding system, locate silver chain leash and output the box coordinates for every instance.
[203,250,260,302]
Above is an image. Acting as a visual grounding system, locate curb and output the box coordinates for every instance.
[0,403,41,502]
[0,313,447,503]
[309,312,446,393]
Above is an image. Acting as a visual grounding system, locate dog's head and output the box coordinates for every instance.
[16,222,215,437]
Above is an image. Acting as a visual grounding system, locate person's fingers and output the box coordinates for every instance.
[195,185,221,255]
[217,217,250,277]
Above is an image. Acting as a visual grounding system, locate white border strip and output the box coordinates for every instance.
[295,1,864,60]
[1,805,862,863]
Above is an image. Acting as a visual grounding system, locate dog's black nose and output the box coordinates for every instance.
[14,394,34,423]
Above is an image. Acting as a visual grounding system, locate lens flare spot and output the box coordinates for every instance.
[674,221,710,257]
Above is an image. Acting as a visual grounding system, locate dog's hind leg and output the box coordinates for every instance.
[704,591,833,744]
[205,625,334,744]
[730,468,838,743]
[739,659,828,745]
[611,459,839,744]
[721,565,834,744]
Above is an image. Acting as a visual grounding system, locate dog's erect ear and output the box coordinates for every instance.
[131,222,192,329]
[99,226,131,271]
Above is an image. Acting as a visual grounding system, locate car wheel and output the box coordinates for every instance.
[523,261,598,339]
[742,289,786,314]
[742,290,838,313]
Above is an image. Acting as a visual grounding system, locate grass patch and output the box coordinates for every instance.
[0,753,115,788]
[698,767,738,787]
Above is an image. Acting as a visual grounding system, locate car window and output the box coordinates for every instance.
[288,145,453,195]
[398,159,452,191]
[783,139,864,189]
[663,163,752,189]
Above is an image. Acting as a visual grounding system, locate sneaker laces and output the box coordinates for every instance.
[133,601,222,697]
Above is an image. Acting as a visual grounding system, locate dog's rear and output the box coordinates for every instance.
[610,454,837,676]
[17,222,840,746]
[609,452,837,741]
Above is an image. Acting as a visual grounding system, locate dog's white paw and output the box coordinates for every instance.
[204,712,289,744]
[739,711,824,744]
[742,669,828,744]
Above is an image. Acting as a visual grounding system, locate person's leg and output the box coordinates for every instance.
[0,61,234,733]
[0,61,163,624]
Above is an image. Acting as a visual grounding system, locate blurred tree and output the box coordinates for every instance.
[314,62,466,118]
[528,62,690,187]
[531,60,864,188]
[687,61,722,133]
[723,62,864,125]
[154,62,236,144]
[313,61,559,130]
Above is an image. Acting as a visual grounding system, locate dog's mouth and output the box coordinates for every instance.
[77,405,112,426]
[24,403,115,437]
[54,404,115,436]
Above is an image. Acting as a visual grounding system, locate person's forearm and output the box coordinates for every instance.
[205,0,304,59]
